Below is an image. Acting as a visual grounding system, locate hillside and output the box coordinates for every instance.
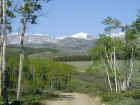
[7,32,95,53]
[7,47,91,60]
[6,47,58,56]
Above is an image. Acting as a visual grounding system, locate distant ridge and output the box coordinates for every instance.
[7,32,125,53]
[8,32,95,53]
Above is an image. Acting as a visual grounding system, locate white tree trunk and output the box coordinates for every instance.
[107,71,112,92]
[0,0,3,96]
[113,47,118,93]
[104,48,113,92]
[127,48,134,88]
[121,80,127,91]
[2,0,8,104]
[17,0,25,101]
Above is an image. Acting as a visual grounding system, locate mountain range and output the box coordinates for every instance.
[8,32,125,53]
[8,32,96,53]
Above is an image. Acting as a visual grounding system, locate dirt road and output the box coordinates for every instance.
[42,93,103,105]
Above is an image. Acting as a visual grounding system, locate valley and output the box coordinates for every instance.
[0,1,139,105]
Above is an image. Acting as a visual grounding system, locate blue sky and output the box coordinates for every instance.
[16,0,140,37]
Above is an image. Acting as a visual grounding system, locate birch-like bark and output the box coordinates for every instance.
[113,47,118,93]
[0,0,3,96]
[127,48,134,88]
[121,79,127,91]
[118,79,121,93]
[17,0,25,100]
[107,70,112,92]
[105,48,113,70]
[104,48,113,92]
[2,0,8,104]
[110,52,113,69]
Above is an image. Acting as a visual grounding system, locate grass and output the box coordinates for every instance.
[3,55,140,105]
[63,61,92,72]
[7,47,58,56]
[29,51,71,59]
[29,51,87,59]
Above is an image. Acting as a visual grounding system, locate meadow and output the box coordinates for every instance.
[1,47,140,105]
[64,59,140,105]
[0,52,139,105]
[62,61,92,72]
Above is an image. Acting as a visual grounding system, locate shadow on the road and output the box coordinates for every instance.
[55,94,75,101]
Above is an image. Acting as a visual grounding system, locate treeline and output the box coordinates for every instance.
[0,0,52,104]
[91,49,140,60]
[87,14,140,105]
[54,55,92,61]
[6,47,59,56]
[89,14,140,94]
[5,56,76,104]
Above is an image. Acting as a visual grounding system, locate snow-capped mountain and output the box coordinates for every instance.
[56,32,94,40]
[7,32,126,52]
[8,32,94,44]
[70,32,94,40]
[8,33,56,44]
[8,32,95,52]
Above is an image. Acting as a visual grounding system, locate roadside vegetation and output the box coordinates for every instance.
[0,0,139,105]
[87,11,140,105]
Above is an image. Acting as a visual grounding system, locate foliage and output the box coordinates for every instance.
[89,35,124,60]
[0,55,77,104]
[54,55,92,61]
[64,61,92,72]
[101,90,140,105]
[88,13,140,105]
[6,47,58,56]
[102,16,122,33]
[15,0,51,25]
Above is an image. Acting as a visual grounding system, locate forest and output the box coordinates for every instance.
[0,0,139,105]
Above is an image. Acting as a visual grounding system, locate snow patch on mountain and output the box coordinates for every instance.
[71,32,91,40]
[56,36,67,40]
[56,32,94,40]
